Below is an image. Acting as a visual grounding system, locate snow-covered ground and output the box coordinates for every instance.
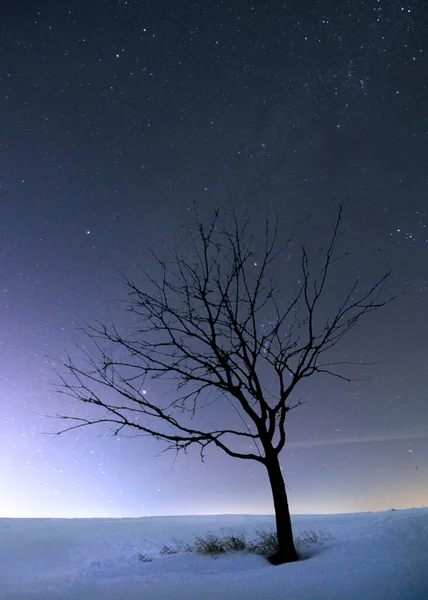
[1,508,427,599]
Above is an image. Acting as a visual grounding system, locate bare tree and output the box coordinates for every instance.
[55,207,397,565]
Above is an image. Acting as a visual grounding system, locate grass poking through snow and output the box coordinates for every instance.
[139,529,331,562]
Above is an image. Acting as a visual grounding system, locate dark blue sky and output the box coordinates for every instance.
[1,0,427,517]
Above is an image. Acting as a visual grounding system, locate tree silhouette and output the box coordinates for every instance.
[55,207,396,564]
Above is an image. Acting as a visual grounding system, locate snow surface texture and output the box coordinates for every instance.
[1,509,427,599]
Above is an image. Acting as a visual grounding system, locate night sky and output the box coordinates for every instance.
[2,0,427,518]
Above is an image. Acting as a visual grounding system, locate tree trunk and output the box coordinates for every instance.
[265,453,299,565]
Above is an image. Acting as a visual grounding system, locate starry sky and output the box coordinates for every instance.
[1,0,427,518]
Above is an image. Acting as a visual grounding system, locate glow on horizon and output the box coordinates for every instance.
[2,504,428,519]
[2,489,427,519]
[2,431,426,519]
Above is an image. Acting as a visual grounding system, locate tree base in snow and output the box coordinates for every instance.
[267,551,300,566]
